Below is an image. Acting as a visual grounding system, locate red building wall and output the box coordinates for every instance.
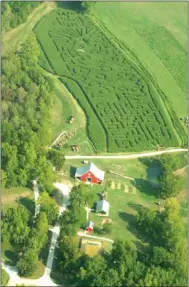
[81,171,102,184]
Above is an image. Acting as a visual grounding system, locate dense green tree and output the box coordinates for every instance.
[17,249,38,276]
[47,150,65,170]
[159,171,181,198]
[91,268,121,287]
[78,256,107,286]
[158,154,183,198]
[81,1,95,12]
[58,236,81,276]
[59,211,78,236]
[140,266,187,287]
[1,2,40,33]
[158,154,180,172]
[1,169,7,188]
[2,205,30,245]
[2,33,54,189]
[28,212,48,251]
[137,208,156,236]
[38,192,59,225]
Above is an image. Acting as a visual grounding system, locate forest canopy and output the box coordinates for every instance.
[1,33,55,192]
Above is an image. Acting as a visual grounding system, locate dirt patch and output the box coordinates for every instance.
[101,218,112,225]
[2,190,32,206]
[174,166,188,176]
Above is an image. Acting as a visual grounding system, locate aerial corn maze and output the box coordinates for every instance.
[34,9,186,153]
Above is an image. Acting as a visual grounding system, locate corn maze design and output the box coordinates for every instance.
[35,9,180,152]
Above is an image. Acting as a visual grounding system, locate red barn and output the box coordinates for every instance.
[75,162,105,184]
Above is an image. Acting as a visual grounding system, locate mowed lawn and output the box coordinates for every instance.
[88,182,158,246]
[2,187,34,212]
[93,2,188,117]
[65,153,187,245]
[41,71,95,155]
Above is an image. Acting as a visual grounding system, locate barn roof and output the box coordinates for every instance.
[96,199,110,215]
[75,162,105,180]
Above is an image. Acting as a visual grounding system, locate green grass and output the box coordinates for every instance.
[93,2,187,118]
[34,8,184,153]
[2,187,34,212]
[65,154,187,243]
[65,157,150,180]
[88,182,158,245]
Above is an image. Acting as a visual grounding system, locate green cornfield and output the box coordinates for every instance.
[34,9,183,152]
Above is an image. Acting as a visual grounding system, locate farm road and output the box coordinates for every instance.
[77,231,114,243]
[65,148,188,160]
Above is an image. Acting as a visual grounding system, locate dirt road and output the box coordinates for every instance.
[65,148,188,160]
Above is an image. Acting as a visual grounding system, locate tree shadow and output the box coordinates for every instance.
[4,250,18,266]
[139,157,160,167]
[119,212,138,237]
[56,1,84,12]
[127,202,143,211]
[52,189,64,206]
[133,178,159,198]
[139,157,161,182]
[70,166,76,178]
[17,196,35,215]
[134,239,151,261]
[119,211,149,242]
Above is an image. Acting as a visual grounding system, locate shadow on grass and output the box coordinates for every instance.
[17,196,35,215]
[56,1,85,12]
[139,157,160,168]
[4,250,18,266]
[119,211,150,243]
[70,166,76,178]
[127,202,143,211]
[133,178,159,198]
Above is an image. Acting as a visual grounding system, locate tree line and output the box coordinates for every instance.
[2,1,40,33]
[1,32,65,192]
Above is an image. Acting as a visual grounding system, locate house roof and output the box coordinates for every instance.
[96,199,110,214]
[75,162,105,180]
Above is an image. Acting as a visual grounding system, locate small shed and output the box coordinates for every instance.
[85,221,94,232]
[96,199,110,216]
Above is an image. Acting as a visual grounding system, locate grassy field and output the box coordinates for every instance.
[39,70,96,154]
[34,8,185,153]
[93,2,187,118]
[2,187,34,213]
[64,152,188,242]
